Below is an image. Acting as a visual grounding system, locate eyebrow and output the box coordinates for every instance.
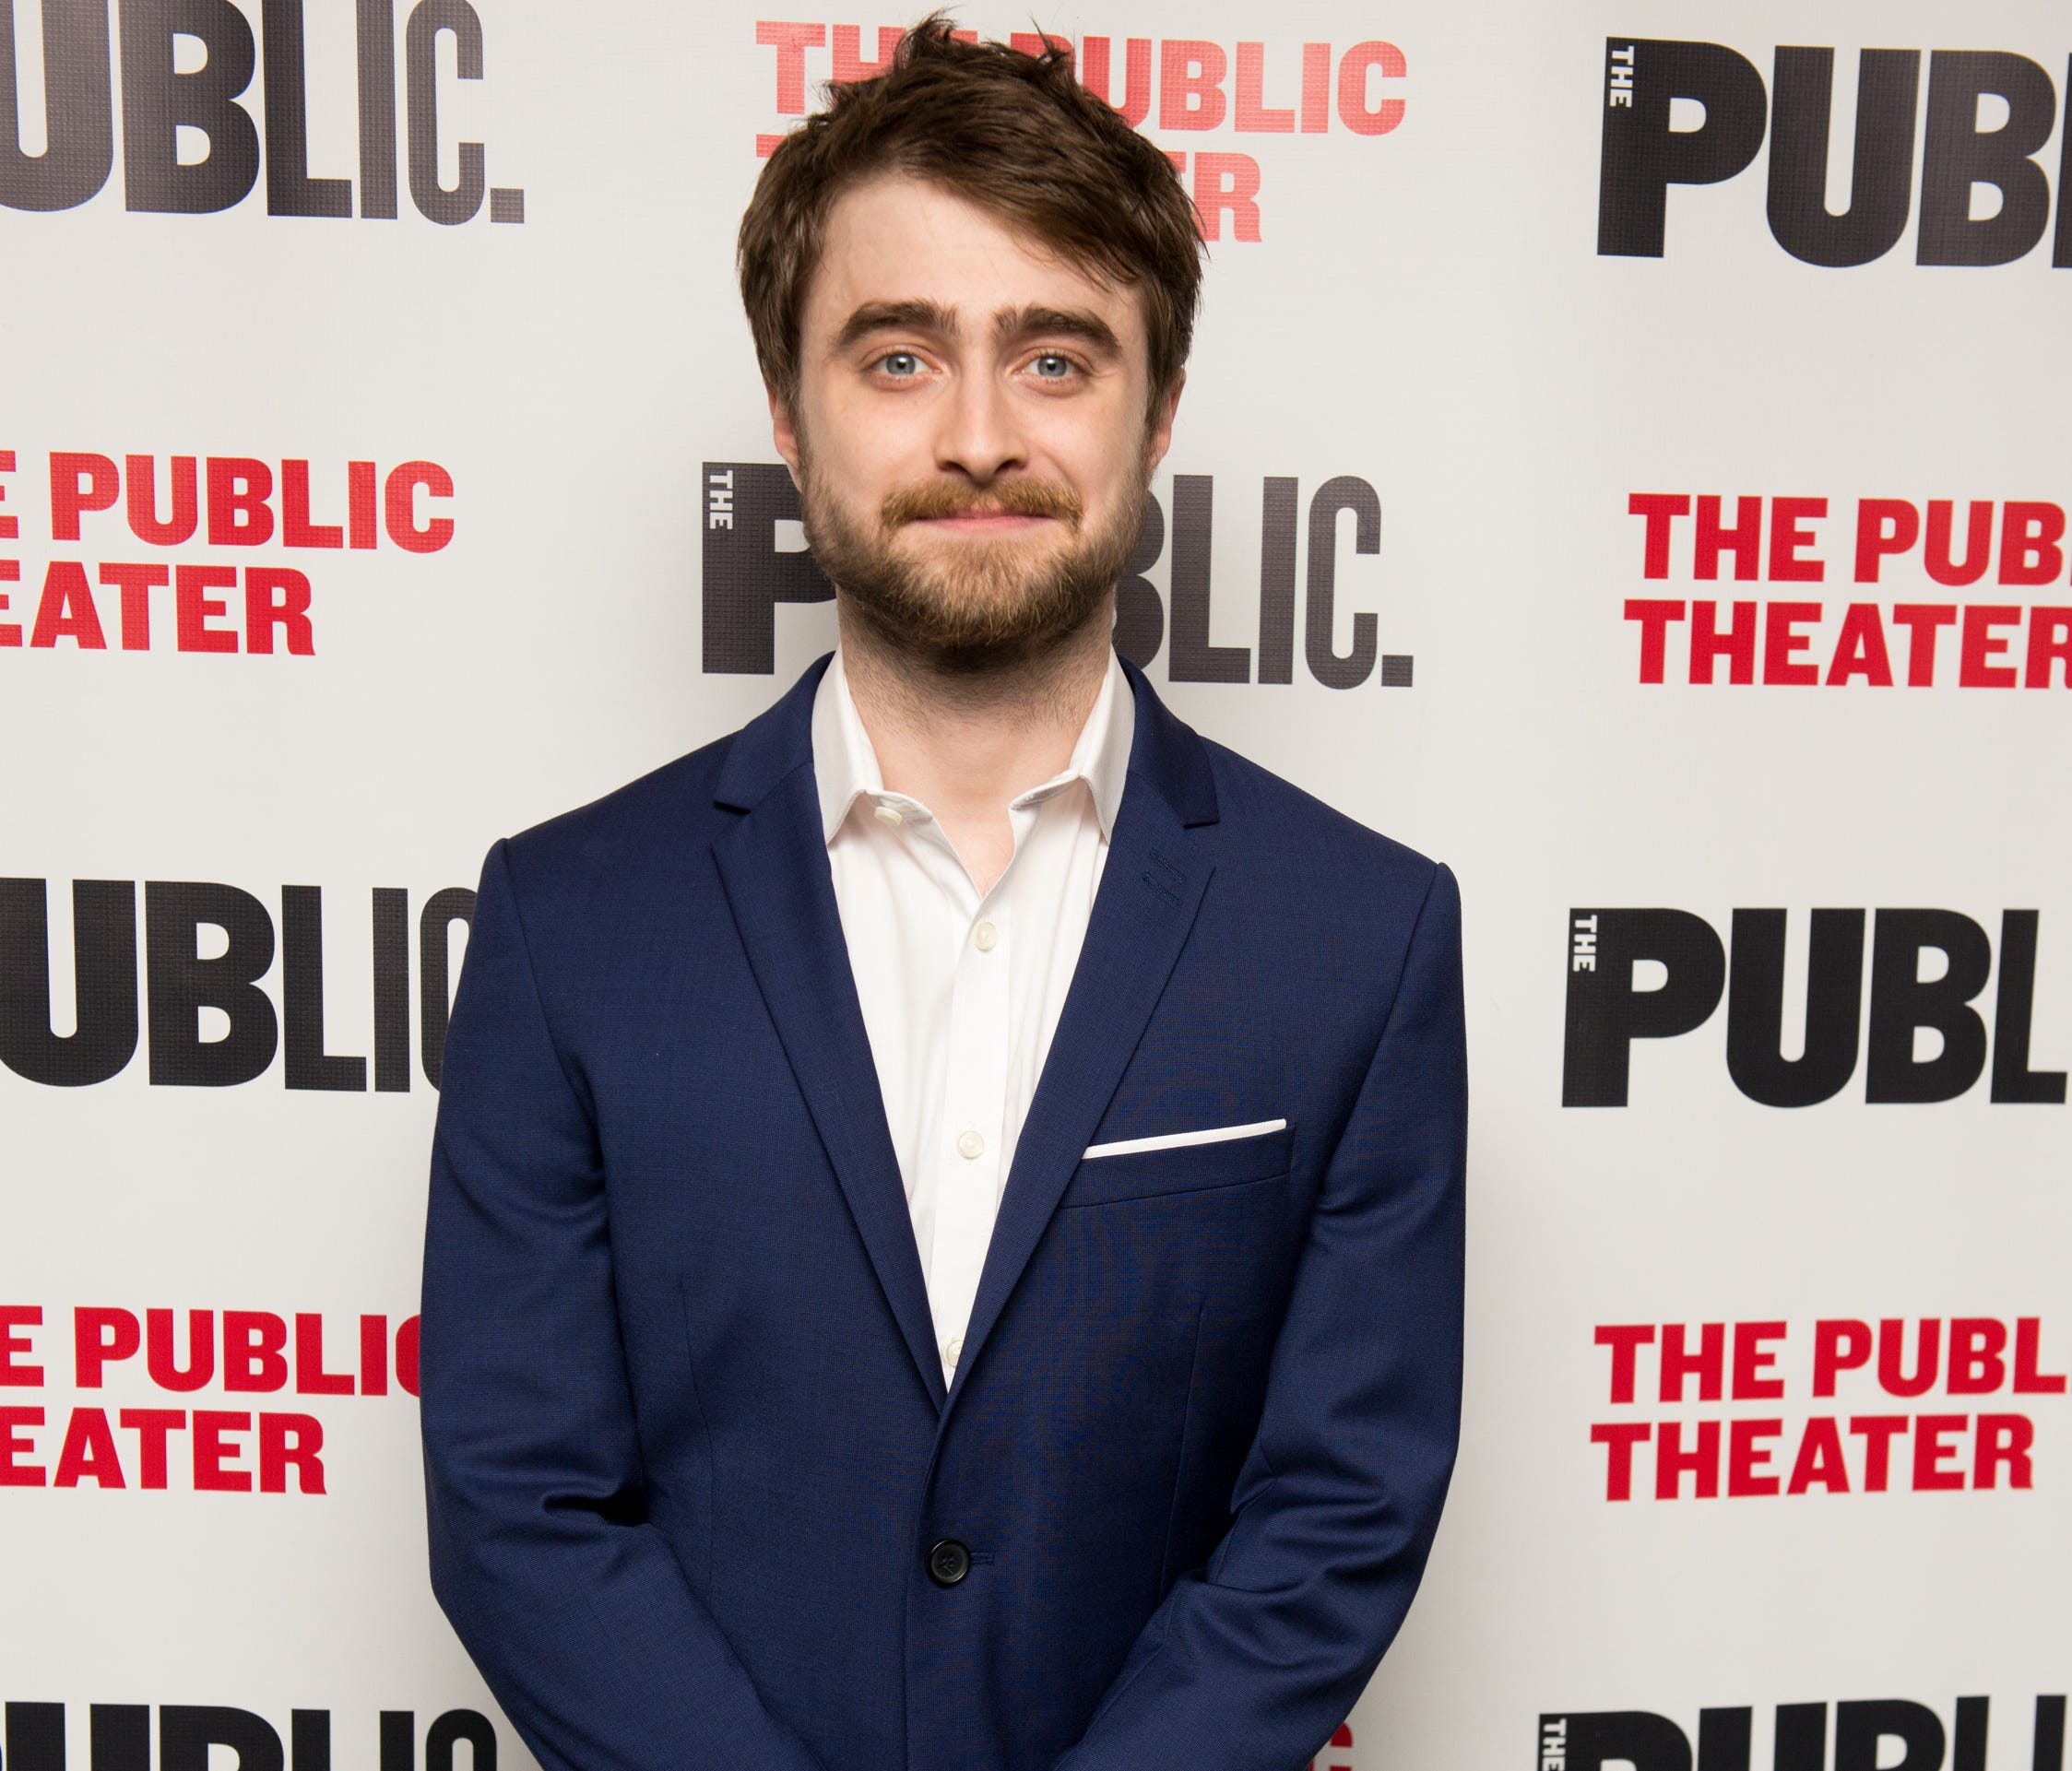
[832,300,1121,357]
[999,305,1120,355]
[833,299,958,351]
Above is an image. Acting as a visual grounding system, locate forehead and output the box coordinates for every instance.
[806,173,1145,352]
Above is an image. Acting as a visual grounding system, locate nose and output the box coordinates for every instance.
[933,366,1028,484]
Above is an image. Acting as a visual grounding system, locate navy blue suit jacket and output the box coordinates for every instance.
[420,654,1465,1771]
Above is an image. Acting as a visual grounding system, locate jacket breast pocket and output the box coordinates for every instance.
[1060,1120,1295,1209]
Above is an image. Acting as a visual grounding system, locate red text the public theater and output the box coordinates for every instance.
[1623,493,2072,687]
[752,22,1409,242]
[1588,1316,2066,1500]
[0,448,456,655]
[0,1304,420,1496]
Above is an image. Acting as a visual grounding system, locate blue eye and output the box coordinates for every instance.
[880,351,921,377]
[1031,354,1075,379]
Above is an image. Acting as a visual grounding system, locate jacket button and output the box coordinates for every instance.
[927,1538,971,1587]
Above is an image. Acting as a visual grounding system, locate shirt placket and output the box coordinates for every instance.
[930,882,1012,1382]
[929,793,1056,1383]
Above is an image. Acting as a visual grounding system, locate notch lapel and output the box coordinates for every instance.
[945,663,1220,1411]
[711,661,947,1411]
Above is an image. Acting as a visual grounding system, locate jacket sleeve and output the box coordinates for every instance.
[1053,861,1468,1771]
[420,839,827,1771]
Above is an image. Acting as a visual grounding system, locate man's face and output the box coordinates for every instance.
[772,173,1181,666]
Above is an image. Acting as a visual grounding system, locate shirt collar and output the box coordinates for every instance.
[811,646,1134,846]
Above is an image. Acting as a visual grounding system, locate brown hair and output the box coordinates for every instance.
[738,15,1204,419]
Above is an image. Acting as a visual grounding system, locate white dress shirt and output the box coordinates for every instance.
[811,648,1134,1387]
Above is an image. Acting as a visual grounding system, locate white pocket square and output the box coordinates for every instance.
[1082,1118,1287,1160]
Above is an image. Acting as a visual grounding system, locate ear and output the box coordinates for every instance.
[767,381,803,485]
[1143,369,1185,473]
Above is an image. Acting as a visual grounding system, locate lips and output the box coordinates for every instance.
[909,509,1053,527]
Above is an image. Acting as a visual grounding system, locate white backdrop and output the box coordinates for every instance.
[4,3,2068,1767]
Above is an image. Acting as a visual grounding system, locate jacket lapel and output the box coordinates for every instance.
[711,657,948,1411]
[944,660,1221,1411]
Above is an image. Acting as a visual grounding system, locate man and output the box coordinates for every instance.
[420,20,1464,1771]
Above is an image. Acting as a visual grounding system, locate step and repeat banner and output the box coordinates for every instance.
[4,1,2067,1766]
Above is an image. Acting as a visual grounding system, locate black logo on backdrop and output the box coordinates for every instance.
[1561,908,2065,1107]
[0,1703,494,1771]
[1598,38,2072,266]
[0,0,523,222]
[1541,1696,2066,1771]
[700,461,1415,690]
[0,879,473,1091]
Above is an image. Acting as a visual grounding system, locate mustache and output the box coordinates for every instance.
[882,478,1083,528]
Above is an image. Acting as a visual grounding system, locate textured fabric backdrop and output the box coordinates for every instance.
[4,3,2067,1765]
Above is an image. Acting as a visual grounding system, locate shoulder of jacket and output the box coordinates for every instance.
[1199,735,1444,901]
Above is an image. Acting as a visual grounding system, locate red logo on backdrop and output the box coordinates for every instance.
[752,22,1408,242]
[0,1304,419,1497]
[1587,1316,2066,1502]
[0,451,454,657]
[1308,1723,1356,1771]
[1620,493,2072,691]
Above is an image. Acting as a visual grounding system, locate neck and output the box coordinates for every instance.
[836,598,1115,892]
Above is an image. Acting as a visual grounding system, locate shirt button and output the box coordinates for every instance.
[943,1336,963,1371]
[973,921,998,951]
[956,1128,985,1161]
[873,804,905,827]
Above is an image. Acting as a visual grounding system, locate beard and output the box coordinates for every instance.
[799,454,1148,671]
